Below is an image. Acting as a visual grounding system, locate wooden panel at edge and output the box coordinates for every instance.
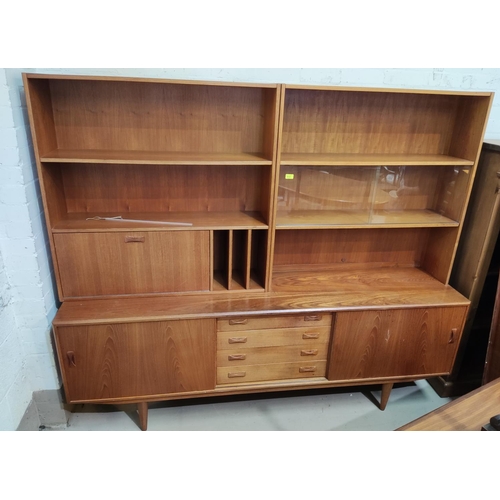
[55,319,216,401]
[421,227,460,284]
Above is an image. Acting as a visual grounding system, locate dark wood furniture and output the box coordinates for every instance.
[23,74,493,430]
[429,140,500,396]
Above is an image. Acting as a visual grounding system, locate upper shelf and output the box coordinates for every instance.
[52,211,269,233]
[279,153,475,166]
[41,149,273,166]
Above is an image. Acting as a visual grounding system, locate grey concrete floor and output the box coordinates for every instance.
[46,379,452,431]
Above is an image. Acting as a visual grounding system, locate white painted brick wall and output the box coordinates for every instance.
[0,68,59,430]
[1,67,499,430]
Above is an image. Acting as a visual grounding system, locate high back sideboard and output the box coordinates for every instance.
[23,73,493,430]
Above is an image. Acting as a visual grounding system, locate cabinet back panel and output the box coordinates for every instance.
[49,80,274,154]
[273,228,429,267]
[282,90,462,155]
[60,164,266,214]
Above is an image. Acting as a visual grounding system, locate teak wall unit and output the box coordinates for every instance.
[23,74,493,430]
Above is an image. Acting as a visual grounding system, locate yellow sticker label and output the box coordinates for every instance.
[285,173,294,180]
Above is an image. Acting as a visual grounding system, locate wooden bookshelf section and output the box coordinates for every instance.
[23,73,493,429]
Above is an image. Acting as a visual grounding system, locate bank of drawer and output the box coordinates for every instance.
[217,313,332,332]
[217,361,328,385]
[217,326,331,350]
[217,343,329,367]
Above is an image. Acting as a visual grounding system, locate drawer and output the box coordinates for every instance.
[217,313,332,332]
[217,344,329,367]
[217,326,331,350]
[217,361,328,385]
[54,231,210,298]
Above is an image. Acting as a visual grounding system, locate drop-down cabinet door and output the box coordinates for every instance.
[328,307,467,382]
[55,319,216,402]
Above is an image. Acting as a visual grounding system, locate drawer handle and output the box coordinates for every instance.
[228,354,247,361]
[301,349,318,356]
[304,315,322,322]
[228,372,246,378]
[302,333,320,340]
[125,236,145,243]
[299,366,316,373]
[229,318,248,325]
[228,337,247,344]
[67,351,76,367]
[449,328,457,344]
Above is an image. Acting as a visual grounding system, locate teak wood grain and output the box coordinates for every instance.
[22,74,493,425]
[282,90,460,156]
[54,231,210,298]
[328,307,467,380]
[53,273,469,327]
[398,377,500,431]
[46,79,278,156]
[217,326,332,350]
[55,319,216,402]
[217,360,328,385]
[217,344,329,367]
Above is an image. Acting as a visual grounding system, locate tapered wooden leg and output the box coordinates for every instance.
[379,383,394,411]
[138,402,148,431]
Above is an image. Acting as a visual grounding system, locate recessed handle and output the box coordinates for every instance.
[67,351,76,367]
[228,337,247,344]
[299,366,316,373]
[228,372,246,378]
[449,328,457,344]
[301,349,318,356]
[304,315,322,322]
[125,236,145,243]
[229,318,248,325]
[302,333,320,340]
[228,354,247,361]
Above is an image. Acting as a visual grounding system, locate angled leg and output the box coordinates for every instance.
[138,402,148,431]
[379,383,394,411]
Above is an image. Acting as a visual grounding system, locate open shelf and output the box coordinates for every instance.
[280,153,474,167]
[271,263,454,298]
[41,149,273,165]
[276,209,459,229]
[52,212,269,233]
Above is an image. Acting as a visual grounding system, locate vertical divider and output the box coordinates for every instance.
[227,229,233,290]
[244,230,252,289]
[209,230,214,291]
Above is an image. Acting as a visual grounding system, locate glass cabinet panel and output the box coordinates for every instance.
[276,165,470,228]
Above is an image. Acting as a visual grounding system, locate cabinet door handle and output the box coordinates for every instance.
[449,328,457,344]
[304,315,322,322]
[302,333,320,340]
[228,337,247,344]
[228,354,247,361]
[229,318,248,325]
[228,372,246,378]
[125,236,145,243]
[301,349,318,356]
[67,351,76,367]
[299,366,316,373]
